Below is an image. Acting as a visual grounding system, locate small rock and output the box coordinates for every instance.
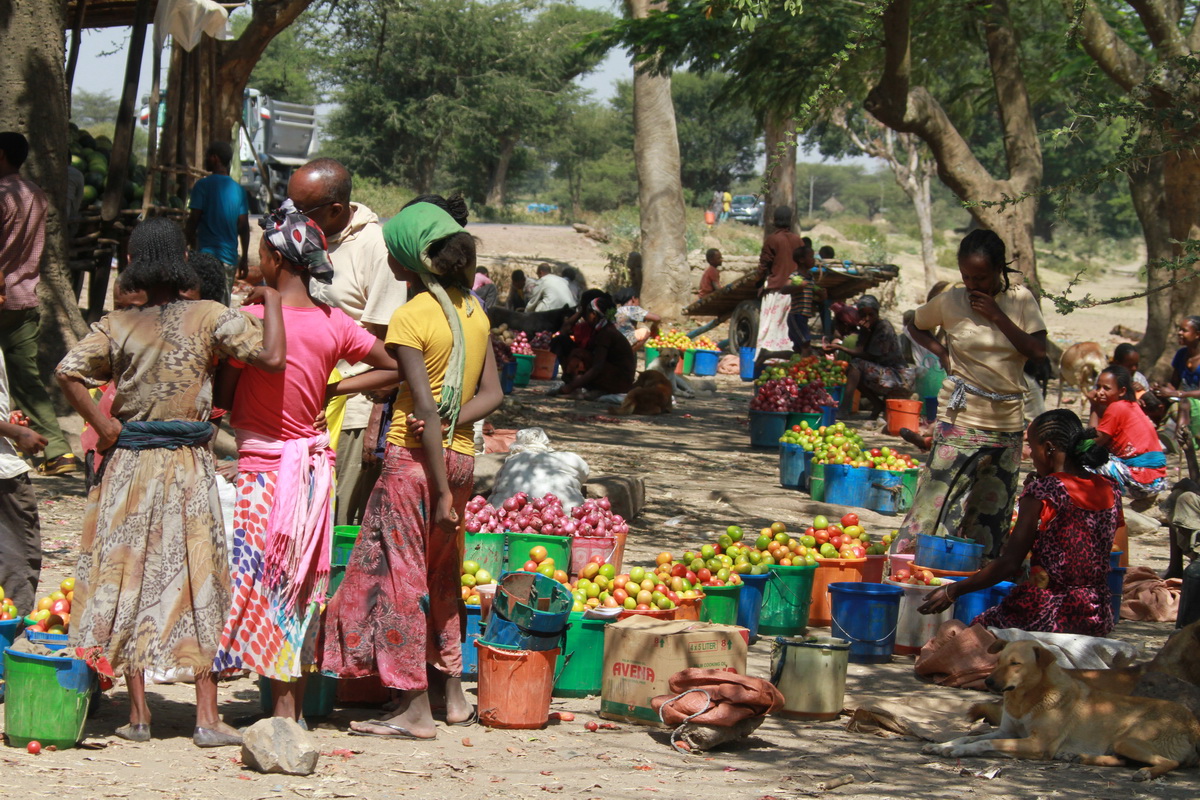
[1124,509,1161,537]
[241,718,319,776]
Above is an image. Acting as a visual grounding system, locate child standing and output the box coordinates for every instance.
[0,348,46,618]
[55,233,285,747]
[213,207,397,721]
[1089,365,1166,500]
[918,409,1120,636]
[322,203,503,739]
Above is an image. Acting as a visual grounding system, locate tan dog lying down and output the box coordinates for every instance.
[610,348,694,416]
[925,640,1200,781]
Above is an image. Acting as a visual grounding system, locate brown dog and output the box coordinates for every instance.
[610,348,682,416]
[927,640,1200,780]
[1058,341,1106,406]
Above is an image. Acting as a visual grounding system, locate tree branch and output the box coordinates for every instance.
[219,0,314,69]
[1070,0,1151,92]
[984,0,1041,193]
[1128,0,1189,58]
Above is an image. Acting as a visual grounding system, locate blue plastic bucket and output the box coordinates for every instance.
[1108,567,1126,626]
[802,450,815,491]
[1110,551,1123,569]
[990,581,1015,608]
[915,534,984,573]
[692,349,720,377]
[819,405,837,427]
[828,386,844,404]
[867,469,905,516]
[779,443,807,489]
[501,360,517,395]
[922,396,938,421]
[749,410,789,448]
[946,580,994,625]
[823,464,872,508]
[463,604,484,679]
[0,618,19,689]
[739,347,756,381]
[736,572,770,644]
[493,572,572,635]
[481,613,566,651]
[829,581,903,664]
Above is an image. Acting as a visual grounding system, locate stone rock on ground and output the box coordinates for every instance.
[1125,508,1162,537]
[241,717,319,776]
[586,475,645,520]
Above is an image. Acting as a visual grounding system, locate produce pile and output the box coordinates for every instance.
[17,578,74,634]
[646,330,694,350]
[780,421,918,470]
[0,584,18,621]
[459,561,496,605]
[750,377,834,413]
[70,126,145,210]
[464,493,630,538]
[756,354,848,388]
[530,332,553,350]
[892,565,952,586]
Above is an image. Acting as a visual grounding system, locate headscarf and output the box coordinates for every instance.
[260,199,334,284]
[382,203,473,443]
[588,293,616,330]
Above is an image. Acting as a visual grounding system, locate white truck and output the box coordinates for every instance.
[238,89,318,212]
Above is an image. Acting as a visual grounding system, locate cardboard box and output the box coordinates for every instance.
[600,616,747,726]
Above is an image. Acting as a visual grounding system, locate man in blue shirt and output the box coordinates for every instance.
[185,141,249,303]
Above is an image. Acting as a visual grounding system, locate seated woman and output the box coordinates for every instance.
[613,288,661,351]
[1089,365,1167,502]
[550,293,636,399]
[918,409,1120,637]
[825,295,914,420]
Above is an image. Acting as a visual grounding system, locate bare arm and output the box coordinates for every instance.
[56,376,122,451]
[457,344,504,425]
[241,286,287,372]
[393,344,457,533]
[0,419,46,457]
[185,209,201,249]
[905,318,950,370]
[327,341,401,397]
[969,290,1046,361]
[237,214,250,278]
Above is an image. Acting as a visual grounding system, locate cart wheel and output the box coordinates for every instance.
[729,300,760,351]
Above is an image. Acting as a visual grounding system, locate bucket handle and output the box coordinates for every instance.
[767,570,813,608]
[829,611,897,646]
[871,481,904,497]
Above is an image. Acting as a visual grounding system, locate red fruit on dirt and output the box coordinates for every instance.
[27,741,41,755]
[585,721,599,732]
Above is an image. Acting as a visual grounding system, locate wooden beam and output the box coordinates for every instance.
[65,0,88,98]
[141,35,163,216]
[101,0,152,221]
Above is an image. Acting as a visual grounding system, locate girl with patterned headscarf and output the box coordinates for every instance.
[213,205,399,723]
[321,203,504,739]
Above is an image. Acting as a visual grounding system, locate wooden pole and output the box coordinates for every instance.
[141,35,163,216]
[101,0,152,222]
[65,0,88,102]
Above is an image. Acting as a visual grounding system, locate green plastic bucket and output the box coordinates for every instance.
[758,564,817,636]
[3,648,93,749]
[699,584,742,625]
[513,353,535,387]
[809,462,826,502]
[257,673,337,718]
[643,347,660,368]
[553,612,613,697]
[329,564,346,598]
[465,531,507,578]
[332,525,360,567]
[682,349,696,374]
[917,364,946,398]
[786,412,822,430]
[899,467,921,513]
[505,532,571,574]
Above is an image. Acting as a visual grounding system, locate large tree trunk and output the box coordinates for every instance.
[627,0,690,319]
[763,109,796,234]
[486,137,516,207]
[913,166,938,293]
[1127,155,1174,374]
[1162,148,1200,369]
[0,0,89,370]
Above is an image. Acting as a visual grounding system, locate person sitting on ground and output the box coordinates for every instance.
[550,293,636,399]
[613,288,661,350]
[1103,342,1165,425]
[918,409,1120,637]
[526,263,575,312]
[473,267,498,309]
[699,249,722,298]
[1088,365,1167,503]
[507,269,529,311]
[824,295,914,420]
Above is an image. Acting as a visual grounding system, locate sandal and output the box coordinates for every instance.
[347,720,433,740]
[193,727,243,748]
[114,723,150,742]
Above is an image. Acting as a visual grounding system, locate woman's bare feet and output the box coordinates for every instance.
[443,677,474,725]
[350,690,437,739]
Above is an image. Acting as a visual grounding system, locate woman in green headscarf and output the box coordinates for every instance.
[321,203,503,739]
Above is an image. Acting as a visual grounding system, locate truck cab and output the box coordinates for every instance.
[239,89,317,212]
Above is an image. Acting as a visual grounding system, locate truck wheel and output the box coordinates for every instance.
[729,300,760,351]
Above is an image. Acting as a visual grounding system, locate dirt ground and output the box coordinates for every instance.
[3,224,1192,798]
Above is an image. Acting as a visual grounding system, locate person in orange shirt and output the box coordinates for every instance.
[698,249,722,298]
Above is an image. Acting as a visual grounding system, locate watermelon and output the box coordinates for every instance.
[82,185,98,204]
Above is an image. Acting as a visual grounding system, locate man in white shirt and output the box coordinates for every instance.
[288,158,407,525]
[0,348,45,617]
[527,263,575,312]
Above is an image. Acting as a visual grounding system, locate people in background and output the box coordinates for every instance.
[527,263,575,312]
[551,293,637,398]
[699,248,722,298]
[816,245,836,335]
[754,206,803,367]
[507,269,530,311]
[721,190,732,222]
[1156,315,1200,577]
[626,251,643,295]
[185,142,249,303]
[561,265,586,306]
[613,288,661,349]
[473,267,498,309]
[1089,365,1166,502]
[0,346,46,622]
[788,242,820,352]
[825,295,912,418]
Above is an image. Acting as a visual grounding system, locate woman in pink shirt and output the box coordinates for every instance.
[214,206,398,722]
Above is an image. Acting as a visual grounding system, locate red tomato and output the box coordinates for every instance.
[841,513,859,527]
[27,741,41,755]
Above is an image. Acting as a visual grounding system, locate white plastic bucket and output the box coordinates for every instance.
[769,635,850,720]
[884,578,955,655]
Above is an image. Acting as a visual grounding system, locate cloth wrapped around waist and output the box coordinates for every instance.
[1123,450,1166,469]
[115,420,214,450]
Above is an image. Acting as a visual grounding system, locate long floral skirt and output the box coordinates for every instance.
[320,445,475,690]
[69,446,230,674]
[213,470,324,681]
[891,422,1023,561]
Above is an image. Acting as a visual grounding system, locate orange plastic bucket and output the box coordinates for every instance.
[531,349,557,381]
[675,596,703,621]
[704,210,716,225]
[885,399,922,436]
[476,643,559,729]
[1114,524,1128,567]
[810,556,867,626]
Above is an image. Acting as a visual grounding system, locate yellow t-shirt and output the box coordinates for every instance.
[914,284,1045,432]
[385,288,490,456]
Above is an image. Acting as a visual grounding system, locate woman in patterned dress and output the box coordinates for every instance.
[918,410,1120,636]
[55,219,285,746]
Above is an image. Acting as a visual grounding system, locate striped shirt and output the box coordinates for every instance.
[0,173,47,310]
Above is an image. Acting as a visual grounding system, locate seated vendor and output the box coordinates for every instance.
[550,293,636,399]
[613,288,661,350]
[824,295,915,420]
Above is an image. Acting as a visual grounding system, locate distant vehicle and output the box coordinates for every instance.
[526,203,559,214]
[238,90,317,212]
[729,194,764,226]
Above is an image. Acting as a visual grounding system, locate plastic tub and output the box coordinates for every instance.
[861,554,886,584]
[476,643,559,729]
[915,534,984,573]
[829,581,903,663]
[736,572,770,643]
[329,564,346,598]
[699,584,741,625]
[786,412,822,430]
[749,410,789,449]
[675,595,703,621]
[885,398,922,436]
[809,462,826,502]
[884,578,955,654]
[500,360,517,395]
[682,349,695,375]
[990,581,1015,608]
[0,617,20,685]
[810,556,867,627]
[778,443,807,490]
[643,346,659,367]
[739,346,756,381]
[3,648,93,749]
[917,364,946,398]
[758,564,818,636]
[899,468,921,513]
[888,552,915,579]
[505,532,571,574]
[513,353,535,387]
[947,581,993,625]
[770,635,849,720]
[463,604,484,680]
[23,630,69,651]
[554,613,612,697]
[819,405,837,428]
[867,469,905,516]
[465,531,507,579]
[257,673,337,719]
[332,525,360,567]
[823,464,872,508]
[692,349,720,377]
[493,572,573,635]
[481,613,565,652]
[568,535,618,577]
[1108,567,1126,625]
[531,349,557,380]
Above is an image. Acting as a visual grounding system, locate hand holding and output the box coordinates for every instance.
[968,290,1004,324]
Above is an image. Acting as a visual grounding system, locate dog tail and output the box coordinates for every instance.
[609,400,633,416]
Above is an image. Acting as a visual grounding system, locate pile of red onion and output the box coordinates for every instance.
[465,493,629,537]
[749,377,834,413]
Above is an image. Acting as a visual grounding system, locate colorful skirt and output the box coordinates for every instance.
[974,581,1113,637]
[320,446,475,690]
[756,290,792,352]
[69,446,230,674]
[213,470,323,681]
[1092,456,1167,500]
[891,422,1023,560]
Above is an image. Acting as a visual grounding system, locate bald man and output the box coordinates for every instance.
[288,158,406,525]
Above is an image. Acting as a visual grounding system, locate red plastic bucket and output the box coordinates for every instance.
[476,643,559,729]
[885,399,921,436]
[531,349,557,381]
[569,535,618,578]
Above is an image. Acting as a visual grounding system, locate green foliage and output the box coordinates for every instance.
[232,10,325,104]
[71,89,119,127]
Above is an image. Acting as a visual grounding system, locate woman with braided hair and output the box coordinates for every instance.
[550,292,637,398]
[321,203,503,739]
[918,410,1121,637]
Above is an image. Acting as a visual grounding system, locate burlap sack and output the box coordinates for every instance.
[914,620,999,690]
[651,668,784,727]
